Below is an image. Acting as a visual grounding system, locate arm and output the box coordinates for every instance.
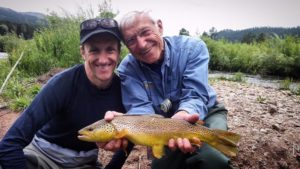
[117,56,157,115]
[177,39,216,120]
[167,38,212,153]
[0,75,70,169]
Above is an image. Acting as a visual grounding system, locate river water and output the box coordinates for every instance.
[209,71,300,91]
[0,52,8,59]
[0,52,298,91]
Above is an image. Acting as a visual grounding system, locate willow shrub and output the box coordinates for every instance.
[203,36,300,79]
[4,15,82,78]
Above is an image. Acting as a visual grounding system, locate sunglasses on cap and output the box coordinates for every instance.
[80,18,118,31]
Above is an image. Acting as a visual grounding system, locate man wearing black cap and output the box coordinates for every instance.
[0,18,128,169]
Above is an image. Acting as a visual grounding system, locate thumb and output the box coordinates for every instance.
[185,114,200,123]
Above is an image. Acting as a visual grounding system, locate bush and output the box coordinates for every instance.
[203,36,300,79]
[279,78,292,90]
[1,76,41,111]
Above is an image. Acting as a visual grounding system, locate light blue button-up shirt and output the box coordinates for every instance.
[118,35,216,120]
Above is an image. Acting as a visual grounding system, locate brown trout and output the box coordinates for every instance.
[78,115,241,158]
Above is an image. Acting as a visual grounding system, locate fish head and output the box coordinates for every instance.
[78,120,117,142]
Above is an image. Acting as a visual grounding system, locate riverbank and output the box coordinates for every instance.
[1,80,299,168]
[210,71,300,88]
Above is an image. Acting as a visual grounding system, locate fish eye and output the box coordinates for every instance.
[87,127,93,131]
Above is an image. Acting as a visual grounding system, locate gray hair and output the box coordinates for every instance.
[119,10,159,33]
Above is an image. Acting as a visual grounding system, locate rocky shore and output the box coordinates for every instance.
[1,80,299,169]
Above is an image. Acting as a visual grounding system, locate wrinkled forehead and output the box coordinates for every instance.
[122,16,156,38]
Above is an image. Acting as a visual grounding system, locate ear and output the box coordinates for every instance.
[80,45,86,60]
[157,19,163,35]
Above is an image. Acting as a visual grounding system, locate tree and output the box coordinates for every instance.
[256,33,267,43]
[98,0,118,18]
[241,32,257,44]
[209,27,217,39]
[0,24,9,35]
[202,31,209,38]
[179,28,190,36]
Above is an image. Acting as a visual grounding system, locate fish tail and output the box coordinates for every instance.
[208,129,241,157]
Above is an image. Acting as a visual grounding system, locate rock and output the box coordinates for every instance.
[277,159,289,169]
[0,103,8,109]
[268,104,278,115]
[296,153,300,162]
[260,128,268,134]
[272,124,281,131]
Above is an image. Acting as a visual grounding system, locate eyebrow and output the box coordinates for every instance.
[126,26,151,40]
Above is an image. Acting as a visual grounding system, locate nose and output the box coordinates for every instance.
[96,53,109,64]
[136,36,147,49]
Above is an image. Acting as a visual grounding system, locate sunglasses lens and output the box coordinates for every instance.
[83,20,98,30]
[81,19,117,31]
[101,19,117,28]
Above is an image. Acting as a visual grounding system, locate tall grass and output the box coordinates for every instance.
[204,36,300,79]
[8,15,82,77]
[1,12,93,110]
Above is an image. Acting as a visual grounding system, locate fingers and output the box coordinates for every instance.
[186,114,200,123]
[121,139,128,150]
[168,139,176,151]
[178,138,195,153]
[168,138,199,154]
[104,111,123,122]
[171,111,200,124]
[96,139,127,152]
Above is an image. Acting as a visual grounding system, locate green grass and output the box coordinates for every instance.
[279,78,292,90]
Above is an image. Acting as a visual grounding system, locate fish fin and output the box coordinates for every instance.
[152,145,165,159]
[213,129,241,146]
[115,129,128,139]
[208,129,241,157]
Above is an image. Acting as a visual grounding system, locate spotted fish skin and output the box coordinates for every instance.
[78,115,241,158]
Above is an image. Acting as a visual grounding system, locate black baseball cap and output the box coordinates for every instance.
[80,18,122,44]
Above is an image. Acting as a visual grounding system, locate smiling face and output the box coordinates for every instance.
[80,33,120,89]
[121,15,164,64]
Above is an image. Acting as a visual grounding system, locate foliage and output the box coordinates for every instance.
[0,1,121,111]
[98,0,118,18]
[256,95,267,104]
[120,44,129,60]
[1,76,41,111]
[231,72,246,82]
[213,26,300,42]
[0,24,9,35]
[294,84,300,95]
[0,33,25,53]
[279,78,292,90]
[203,35,300,79]
[0,7,47,39]
[179,28,190,36]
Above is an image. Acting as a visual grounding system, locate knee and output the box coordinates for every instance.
[186,144,230,169]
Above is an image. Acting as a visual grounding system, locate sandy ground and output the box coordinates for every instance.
[1,79,299,169]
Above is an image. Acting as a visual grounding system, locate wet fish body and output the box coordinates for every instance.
[78,115,241,158]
